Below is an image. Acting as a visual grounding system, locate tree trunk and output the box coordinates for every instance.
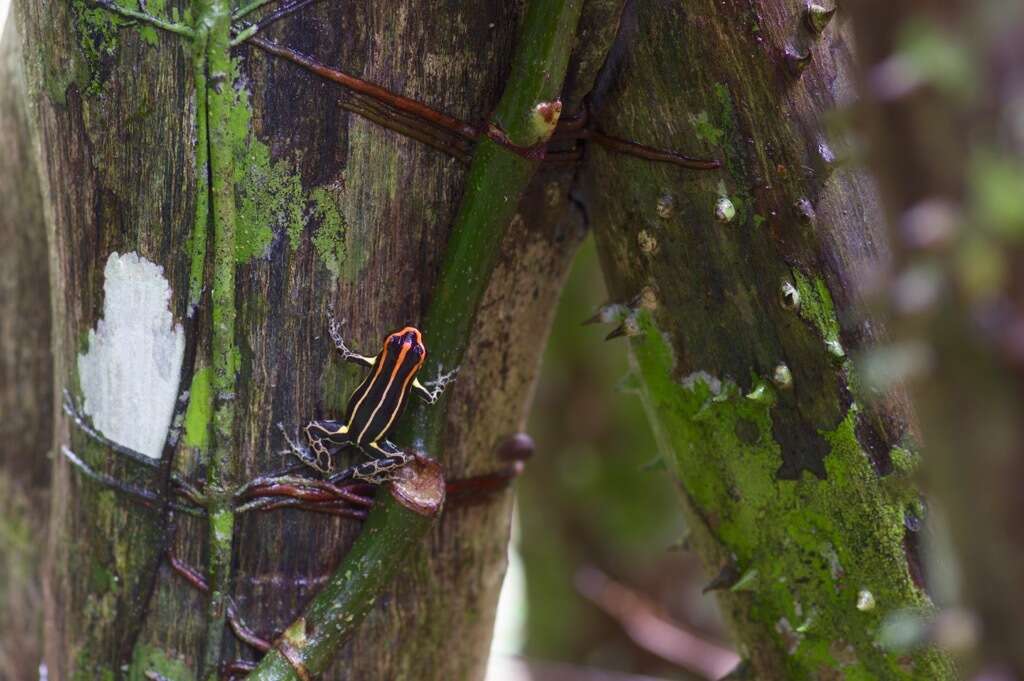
[0,13,52,681]
[850,0,1024,674]
[578,1,953,678]
[17,0,984,677]
[16,1,586,678]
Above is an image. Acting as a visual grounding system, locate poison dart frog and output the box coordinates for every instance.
[290,315,456,484]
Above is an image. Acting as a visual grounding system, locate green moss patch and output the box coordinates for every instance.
[628,311,952,680]
[183,366,213,449]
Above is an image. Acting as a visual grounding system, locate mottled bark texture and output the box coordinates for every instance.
[850,0,1024,674]
[16,0,585,678]
[579,1,953,678]
[0,14,52,681]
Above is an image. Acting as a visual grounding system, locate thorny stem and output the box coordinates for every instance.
[223,661,257,679]
[59,418,375,515]
[90,0,717,173]
[236,477,374,507]
[174,475,208,508]
[338,95,473,163]
[168,550,210,593]
[168,553,276,660]
[244,466,444,680]
[61,391,208,513]
[233,496,369,518]
[65,398,378,517]
[62,389,159,469]
[233,475,373,518]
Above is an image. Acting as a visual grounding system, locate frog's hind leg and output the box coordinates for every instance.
[277,422,319,470]
[328,440,411,485]
[303,419,353,474]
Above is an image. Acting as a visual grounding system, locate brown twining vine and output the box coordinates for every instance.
[245,33,721,169]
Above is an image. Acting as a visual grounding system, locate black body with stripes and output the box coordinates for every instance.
[344,328,425,446]
[305,327,426,459]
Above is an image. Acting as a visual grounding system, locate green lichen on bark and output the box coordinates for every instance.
[211,56,345,271]
[67,0,188,97]
[67,435,167,679]
[183,365,212,448]
[127,643,193,681]
[216,57,306,264]
[235,137,305,263]
[628,312,952,679]
[790,269,843,354]
[309,186,347,278]
[67,0,124,96]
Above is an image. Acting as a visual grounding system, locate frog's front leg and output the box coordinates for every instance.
[412,366,459,405]
[327,312,376,368]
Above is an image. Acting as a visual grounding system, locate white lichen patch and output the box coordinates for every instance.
[681,370,723,395]
[715,196,736,223]
[77,252,185,459]
[857,588,876,611]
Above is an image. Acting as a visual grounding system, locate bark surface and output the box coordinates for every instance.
[0,14,52,681]
[579,1,953,678]
[16,1,585,678]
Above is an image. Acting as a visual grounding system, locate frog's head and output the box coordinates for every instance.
[384,326,426,369]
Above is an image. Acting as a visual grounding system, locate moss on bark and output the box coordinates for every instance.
[580,1,953,677]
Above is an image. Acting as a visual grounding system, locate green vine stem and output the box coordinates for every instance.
[403,0,583,445]
[245,1,583,678]
[199,0,241,678]
[188,20,210,310]
[243,458,445,680]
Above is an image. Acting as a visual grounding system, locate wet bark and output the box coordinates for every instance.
[16,1,585,678]
[578,1,953,678]
[850,0,1024,674]
[0,14,52,681]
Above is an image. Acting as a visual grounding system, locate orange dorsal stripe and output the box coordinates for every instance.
[377,348,425,438]
[358,340,411,442]
[346,345,389,432]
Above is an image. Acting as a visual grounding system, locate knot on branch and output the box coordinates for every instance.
[390,452,446,517]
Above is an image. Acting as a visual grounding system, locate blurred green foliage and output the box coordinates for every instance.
[517,238,724,677]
